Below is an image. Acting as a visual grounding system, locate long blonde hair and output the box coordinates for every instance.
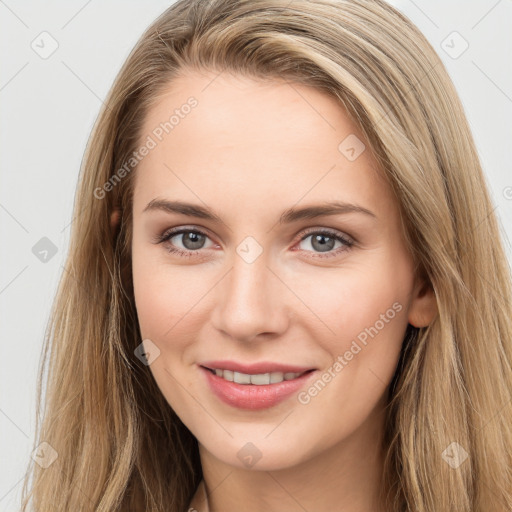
[21,0,512,510]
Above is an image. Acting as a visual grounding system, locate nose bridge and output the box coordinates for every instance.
[212,244,287,341]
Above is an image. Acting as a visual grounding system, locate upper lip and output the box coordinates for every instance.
[200,360,316,375]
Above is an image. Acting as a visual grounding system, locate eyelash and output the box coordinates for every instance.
[152,226,355,260]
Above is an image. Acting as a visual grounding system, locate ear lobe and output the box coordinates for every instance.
[110,208,121,238]
[407,277,438,328]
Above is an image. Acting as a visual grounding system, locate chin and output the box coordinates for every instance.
[200,434,314,472]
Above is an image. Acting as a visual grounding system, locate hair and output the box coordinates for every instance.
[21,0,512,510]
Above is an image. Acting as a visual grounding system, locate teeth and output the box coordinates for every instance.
[234,371,251,384]
[211,368,304,385]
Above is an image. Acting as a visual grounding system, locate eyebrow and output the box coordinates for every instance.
[143,198,376,224]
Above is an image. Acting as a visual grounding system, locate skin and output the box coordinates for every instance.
[123,69,437,512]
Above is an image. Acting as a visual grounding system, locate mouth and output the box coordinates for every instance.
[198,364,318,410]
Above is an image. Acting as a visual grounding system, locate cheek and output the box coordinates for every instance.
[131,254,203,408]
[134,280,207,366]
[296,262,408,334]
[294,256,413,382]
[289,263,412,445]
[131,239,207,345]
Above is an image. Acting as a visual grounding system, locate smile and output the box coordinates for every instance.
[199,365,317,410]
[204,367,311,385]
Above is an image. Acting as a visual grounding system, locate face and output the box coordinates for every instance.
[129,69,436,471]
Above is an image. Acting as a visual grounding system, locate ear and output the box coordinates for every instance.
[407,274,437,328]
[110,207,121,238]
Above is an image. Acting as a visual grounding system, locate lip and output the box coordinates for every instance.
[199,364,318,410]
[199,360,316,374]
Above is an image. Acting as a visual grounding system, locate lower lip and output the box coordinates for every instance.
[200,366,316,410]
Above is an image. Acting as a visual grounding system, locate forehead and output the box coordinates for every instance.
[133,70,394,222]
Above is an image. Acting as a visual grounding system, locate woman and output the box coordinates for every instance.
[21,0,512,511]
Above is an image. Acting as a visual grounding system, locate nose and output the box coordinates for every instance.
[211,250,290,343]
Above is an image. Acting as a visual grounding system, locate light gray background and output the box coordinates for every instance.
[1,1,511,510]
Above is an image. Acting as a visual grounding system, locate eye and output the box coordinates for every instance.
[295,228,354,258]
[153,227,215,258]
